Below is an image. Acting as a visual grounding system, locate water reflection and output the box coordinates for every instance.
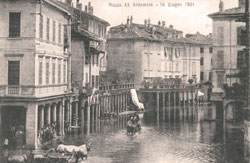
[63,107,245,163]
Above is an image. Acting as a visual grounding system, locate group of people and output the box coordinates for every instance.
[3,125,25,149]
[127,114,141,135]
[38,122,58,146]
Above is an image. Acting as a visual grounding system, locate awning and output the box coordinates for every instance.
[130,89,144,110]
[198,91,204,96]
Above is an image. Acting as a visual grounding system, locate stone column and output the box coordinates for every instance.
[162,92,165,121]
[52,103,57,124]
[61,100,65,136]
[69,99,72,128]
[156,92,159,124]
[58,102,62,135]
[168,92,171,121]
[47,104,51,125]
[174,92,176,121]
[39,105,44,130]
[75,101,79,126]
[183,91,186,107]
[26,103,38,149]
[87,97,91,135]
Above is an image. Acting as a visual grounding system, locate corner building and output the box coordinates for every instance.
[0,0,74,149]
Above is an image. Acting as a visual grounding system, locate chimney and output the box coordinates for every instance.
[127,16,130,25]
[88,2,93,15]
[169,25,173,29]
[66,0,72,6]
[152,26,156,38]
[130,16,133,25]
[158,21,161,26]
[147,18,151,28]
[162,21,165,27]
[239,0,245,8]
[219,0,224,12]
[144,19,147,27]
[85,5,88,12]
[76,3,82,10]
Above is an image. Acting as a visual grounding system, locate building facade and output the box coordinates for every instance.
[0,0,74,149]
[186,33,213,83]
[107,18,203,87]
[208,0,246,98]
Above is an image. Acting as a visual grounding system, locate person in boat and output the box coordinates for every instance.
[127,116,135,135]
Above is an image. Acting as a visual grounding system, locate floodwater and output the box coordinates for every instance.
[64,107,245,163]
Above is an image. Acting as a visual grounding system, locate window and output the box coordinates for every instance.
[176,62,179,71]
[217,51,224,69]
[39,15,43,39]
[63,61,66,84]
[52,61,55,84]
[209,47,213,53]
[217,72,224,88]
[237,26,247,46]
[85,73,88,83]
[183,61,187,75]
[58,60,61,84]
[200,72,204,81]
[169,62,173,71]
[237,51,244,69]
[217,27,224,45]
[200,47,204,53]
[96,76,99,88]
[52,20,56,42]
[8,61,20,85]
[92,75,95,87]
[39,60,43,85]
[85,56,90,64]
[209,71,213,81]
[9,12,21,38]
[46,18,50,41]
[58,23,61,43]
[64,25,68,49]
[192,62,196,76]
[192,47,196,57]
[46,59,50,84]
[92,55,95,65]
[200,57,204,65]
[96,55,99,66]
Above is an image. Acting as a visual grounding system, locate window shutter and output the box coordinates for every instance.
[8,61,20,85]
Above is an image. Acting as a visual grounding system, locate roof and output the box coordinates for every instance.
[108,23,208,45]
[208,7,245,18]
[72,8,110,26]
[185,33,213,45]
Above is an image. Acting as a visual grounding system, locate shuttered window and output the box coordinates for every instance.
[46,60,50,84]
[237,27,247,46]
[39,60,43,85]
[52,20,56,42]
[9,12,21,38]
[52,62,55,84]
[39,15,43,39]
[63,61,66,84]
[58,60,61,84]
[8,61,20,85]
[58,23,61,43]
[217,27,224,45]
[46,18,50,41]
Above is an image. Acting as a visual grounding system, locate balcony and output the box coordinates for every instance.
[0,84,69,98]
[99,83,135,91]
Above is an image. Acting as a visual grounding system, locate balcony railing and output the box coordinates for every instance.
[99,83,135,91]
[0,84,69,97]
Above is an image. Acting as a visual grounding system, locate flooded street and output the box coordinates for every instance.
[63,108,245,163]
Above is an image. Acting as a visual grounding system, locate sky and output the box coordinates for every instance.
[72,0,238,35]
